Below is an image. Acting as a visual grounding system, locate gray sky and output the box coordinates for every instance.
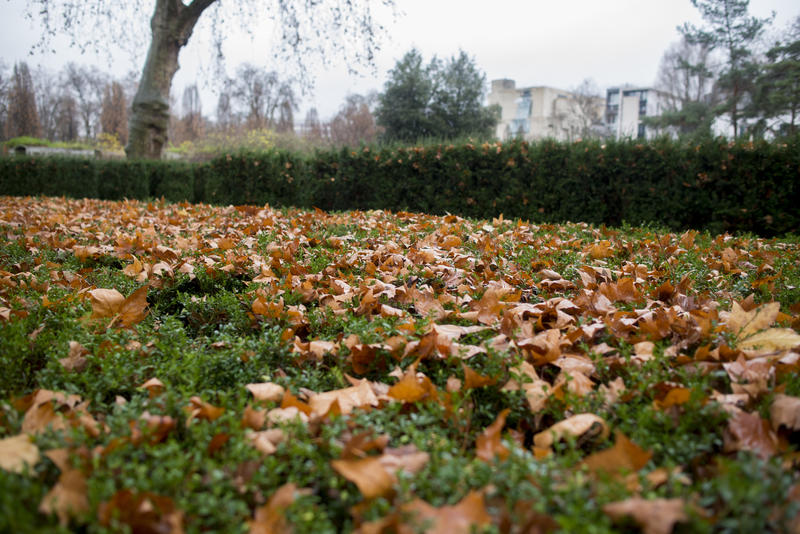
[1,0,798,121]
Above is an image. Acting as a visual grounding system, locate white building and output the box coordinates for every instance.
[605,86,674,140]
[488,79,604,142]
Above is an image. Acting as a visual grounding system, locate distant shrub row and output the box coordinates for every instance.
[1,137,798,236]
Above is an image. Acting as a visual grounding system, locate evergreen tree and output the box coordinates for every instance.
[376,48,497,143]
[679,0,772,137]
[748,16,800,137]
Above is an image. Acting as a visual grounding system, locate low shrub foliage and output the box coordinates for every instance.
[2,136,799,236]
[0,196,799,532]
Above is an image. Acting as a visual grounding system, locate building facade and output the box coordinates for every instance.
[488,79,604,142]
[605,86,674,140]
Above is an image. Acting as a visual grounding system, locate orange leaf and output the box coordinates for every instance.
[118,286,149,327]
[388,369,436,403]
[246,382,285,403]
[581,431,652,476]
[463,363,496,389]
[332,456,395,499]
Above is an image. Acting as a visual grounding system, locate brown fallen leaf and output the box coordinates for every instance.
[603,497,688,534]
[581,431,652,476]
[308,380,379,416]
[533,413,609,449]
[476,408,510,462]
[97,489,184,533]
[332,456,395,499]
[249,483,311,534]
[89,286,149,328]
[39,469,90,526]
[724,410,780,459]
[58,341,90,372]
[770,394,800,432]
[246,382,286,403]
[401,490,491,534]
[0,433,40,474]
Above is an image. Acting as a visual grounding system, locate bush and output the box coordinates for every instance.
[1,136,799,236]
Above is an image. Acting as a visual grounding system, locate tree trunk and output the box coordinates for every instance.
[126,0,215,159]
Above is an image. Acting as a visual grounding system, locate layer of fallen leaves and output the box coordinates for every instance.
[1,195,799,533]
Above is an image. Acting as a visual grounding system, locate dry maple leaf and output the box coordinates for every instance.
[89,286,149,328]
[603,497,688,534]
[0,434,40,474]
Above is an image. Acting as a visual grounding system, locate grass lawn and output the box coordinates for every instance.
[1,195,799,533]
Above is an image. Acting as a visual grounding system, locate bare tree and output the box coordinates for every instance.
[55,95,79,142]
[231,64,297,131]
[328,93,382,146]
[173,83,204,143]
[63,63,106,139]
[568,78,605,139]
[5,62,41,139]
[33,67,62,140]
[25,1,395,159]
[0,61,11,141]
[100,81,129,144]
[651,36,719,137]
[215,91,235,133]
[301,107,324,142]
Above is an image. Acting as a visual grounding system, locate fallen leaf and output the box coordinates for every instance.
[246,382,286,403]
[39,469,90,526]
[770,394,800,431]
[725,410,780,459]
[249,483,311,534]
[0,434,40,474]
[582,431,652,476]
[98,489,183,533]
[332,456,395,499]
[476,408,510,462]
[308,380,379,416]
[533,413,609,449]
[58,341,90,372]
[603,497,688,534]
[402,490,491,534]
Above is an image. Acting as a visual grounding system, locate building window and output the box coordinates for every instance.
[637,123,646,139]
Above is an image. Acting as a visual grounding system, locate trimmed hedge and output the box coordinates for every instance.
[1,137,798,236]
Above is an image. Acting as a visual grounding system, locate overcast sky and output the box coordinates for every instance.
[1,0,798,121]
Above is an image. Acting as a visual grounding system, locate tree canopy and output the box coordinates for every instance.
[375,49,498,143]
